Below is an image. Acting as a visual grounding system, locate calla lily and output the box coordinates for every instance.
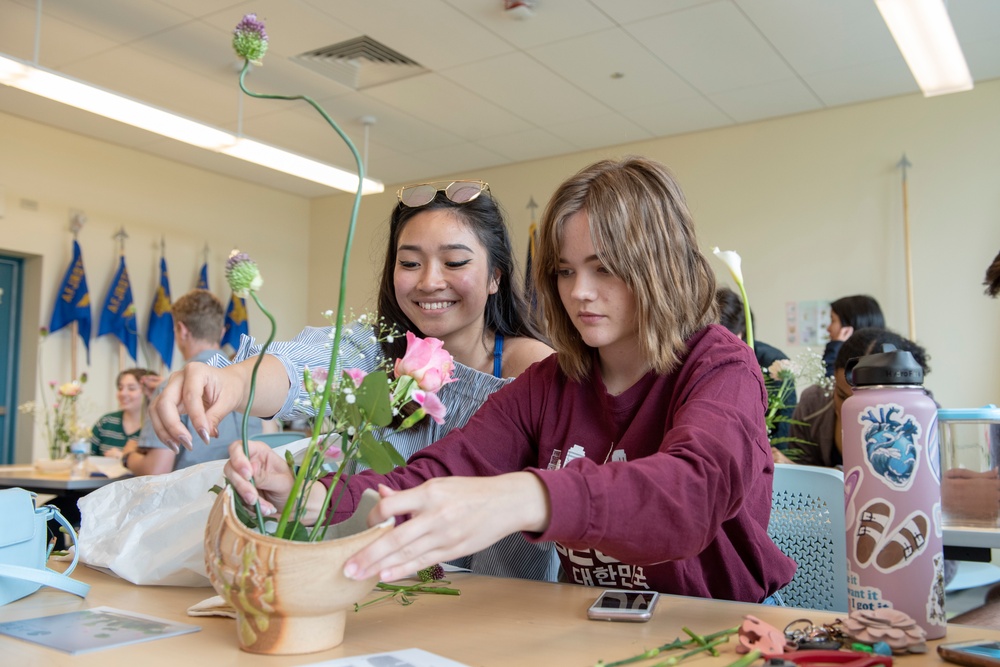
[712,247,754,351]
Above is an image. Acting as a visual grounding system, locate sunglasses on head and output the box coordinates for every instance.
[397,180,490,208]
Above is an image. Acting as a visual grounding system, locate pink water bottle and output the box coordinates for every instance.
[842,344,945,639]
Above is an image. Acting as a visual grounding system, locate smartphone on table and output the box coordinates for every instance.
[939,640,1000,667]
[587,589,659,622]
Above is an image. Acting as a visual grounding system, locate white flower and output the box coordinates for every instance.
[712,247,743,285]
[767,359,794,382]
[346,394,356,404]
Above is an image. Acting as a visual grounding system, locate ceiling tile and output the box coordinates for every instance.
[622,97,734,136]
[543,112,653,150]
[803,60,918,107]
[450,0,614,49]
[363,73,533,141]
[302,0,513,70]
[442,51,612,126]
[626,1,797,94]
[588,0,716,25]
[475,128,577,163]
[529,27,699,109]
[410,142,509,179]
[706,78,822,124]
[736,0,900,74]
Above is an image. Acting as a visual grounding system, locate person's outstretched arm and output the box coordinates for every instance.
[149,356,290,451]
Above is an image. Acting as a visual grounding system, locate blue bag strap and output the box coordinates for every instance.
[0,562,90,598]
[0,501,90,599]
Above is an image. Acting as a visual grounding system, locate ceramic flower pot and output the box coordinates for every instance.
[204,485,392,654]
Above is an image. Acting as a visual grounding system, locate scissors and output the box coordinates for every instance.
[764,650,893,667]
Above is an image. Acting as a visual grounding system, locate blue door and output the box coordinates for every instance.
[0,256,22,464]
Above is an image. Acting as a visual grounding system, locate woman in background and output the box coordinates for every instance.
[823,295,884,376]
[89,367,158,456]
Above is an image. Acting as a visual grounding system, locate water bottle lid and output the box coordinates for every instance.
[938,404,1000,421]
[845,343,924,387]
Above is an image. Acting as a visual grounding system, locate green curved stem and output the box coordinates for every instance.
[736,280,754,351]
[237,60,366,538]
[243,290,276,532]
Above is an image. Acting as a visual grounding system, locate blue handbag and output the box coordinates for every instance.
[0,487,90,605]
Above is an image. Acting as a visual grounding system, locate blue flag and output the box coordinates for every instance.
[147,257,174,368]
[49,240,92,361]
[196,262,209,290]
[221,293,249,351]
[98,255,138,361]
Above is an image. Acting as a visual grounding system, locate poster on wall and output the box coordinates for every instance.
[786,300,831,346]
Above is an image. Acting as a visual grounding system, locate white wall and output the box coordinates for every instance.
[0,112,312,461]
[312,79,1000,411]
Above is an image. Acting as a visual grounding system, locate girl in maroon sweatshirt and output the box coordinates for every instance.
[201,156,796,602]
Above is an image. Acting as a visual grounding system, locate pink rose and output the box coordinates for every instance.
[344,368,367,387]
[412,390,447,425]
[393,332,455,393]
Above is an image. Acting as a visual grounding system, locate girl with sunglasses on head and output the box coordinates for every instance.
[150,179,558,581]
[170,156,795,602]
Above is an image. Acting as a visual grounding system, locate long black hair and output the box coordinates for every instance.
[376,189,540,362]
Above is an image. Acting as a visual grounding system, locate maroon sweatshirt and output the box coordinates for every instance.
[334,324,796,602]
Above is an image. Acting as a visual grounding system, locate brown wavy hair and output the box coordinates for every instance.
[533,156,718,381]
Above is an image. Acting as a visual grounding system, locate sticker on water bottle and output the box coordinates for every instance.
[854,402,922,492]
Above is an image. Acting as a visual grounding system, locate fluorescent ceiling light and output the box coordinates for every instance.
[875,0,973,97]
[0,53,383,194]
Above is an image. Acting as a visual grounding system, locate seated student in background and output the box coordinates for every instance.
[716,287,795,442]
[89,367,158,457]
[123,289,267,475]
[157,156,797,602]
[781,327,929,467]
[822,295,884,376]
[148,179,556,582]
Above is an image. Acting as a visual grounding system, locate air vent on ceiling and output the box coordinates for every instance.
[292,36,427,90]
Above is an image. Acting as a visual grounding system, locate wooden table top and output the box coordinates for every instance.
[2,564,999,667]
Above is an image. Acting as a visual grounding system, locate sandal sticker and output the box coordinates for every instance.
[855,403,922,491]
[852,499,930,574]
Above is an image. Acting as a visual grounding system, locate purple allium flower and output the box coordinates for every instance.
[226,250,263,297]
[232,14,269,64]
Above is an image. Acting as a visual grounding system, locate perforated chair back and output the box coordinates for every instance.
[768,463,848,611]
[253,431,309,448]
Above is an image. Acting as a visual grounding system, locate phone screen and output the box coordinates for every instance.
[960,643,1000,658]
[593,591,658,611]
[939,640,1000,667]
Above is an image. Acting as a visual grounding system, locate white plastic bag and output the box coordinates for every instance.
[78,459,226,586]
[78,438,310,587]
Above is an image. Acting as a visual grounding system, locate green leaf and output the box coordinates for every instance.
[355,370,393,426]
[386,442,407,468]
[358,431,394,474]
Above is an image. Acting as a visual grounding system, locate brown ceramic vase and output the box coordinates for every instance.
[204,485,391,654]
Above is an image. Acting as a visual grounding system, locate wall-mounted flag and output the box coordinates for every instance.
[147,255,174,368]
[221,293,249,351]
[49,240,92,362]
[98,254,138,361]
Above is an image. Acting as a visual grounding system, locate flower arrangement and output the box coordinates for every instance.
[763,351,829,449]
[711,248,830,450]
[225,17,456,542]
[18,328,90,460]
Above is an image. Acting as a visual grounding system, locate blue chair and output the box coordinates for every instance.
[768,463,849,611]
[252,431,309,448]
